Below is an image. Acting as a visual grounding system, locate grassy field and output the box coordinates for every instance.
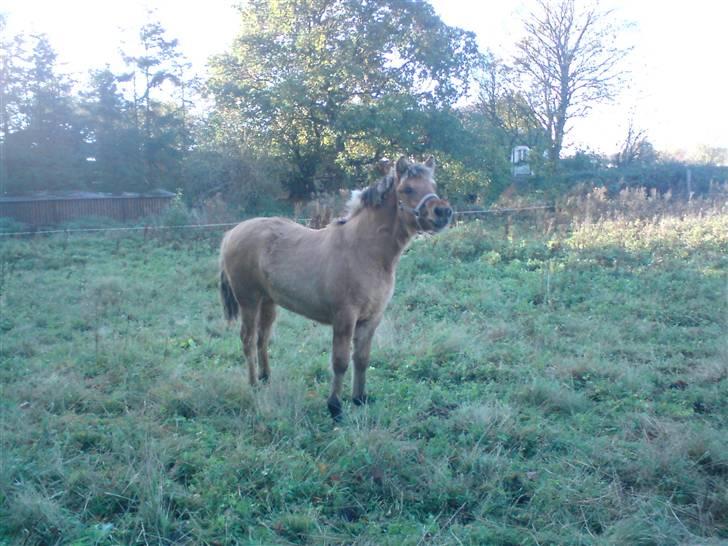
[1,202,726,545]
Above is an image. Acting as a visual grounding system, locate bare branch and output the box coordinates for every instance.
[513,0,631,166]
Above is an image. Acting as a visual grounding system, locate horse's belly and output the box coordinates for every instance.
[262,265,333,323]
[269,288,333,324]
[256,228,395,325]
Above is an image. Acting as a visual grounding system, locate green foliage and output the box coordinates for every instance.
[518,150,728,202]
[160,189,196,227]
[466,59,548,194]
[81,68,144,192]
[1,33,89,193]
[179,117,285,213]
[208,0,481,198]
[0,216,26,233]
[0,18,192,196]
[1,205,726,543]
[118,20,193,191]
[3,1,726,216]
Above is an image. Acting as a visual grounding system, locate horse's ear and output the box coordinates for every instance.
[374,171,394,203]
[424,155,435,170]
[375,157,392,175]
[396,156,410,179]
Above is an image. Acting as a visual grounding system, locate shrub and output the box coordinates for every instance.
[161,190,198,227]
[0,216,27,234]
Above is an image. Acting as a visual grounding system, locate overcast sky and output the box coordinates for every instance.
[3,0,726,156]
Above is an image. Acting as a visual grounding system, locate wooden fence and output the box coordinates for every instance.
[0,191,175,227]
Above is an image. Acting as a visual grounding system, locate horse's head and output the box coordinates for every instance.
[340,156,453,232]
[391,156,453,233]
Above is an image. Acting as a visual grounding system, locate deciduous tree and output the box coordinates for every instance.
[514,0,631,169]
[615,120,656,167]
[209,0,481,198]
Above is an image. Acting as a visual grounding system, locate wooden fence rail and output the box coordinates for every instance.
[0,192,175,227]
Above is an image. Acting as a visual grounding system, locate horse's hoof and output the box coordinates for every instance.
[258,374,270,384]
[353,395,374,406]
[328,398,343,422]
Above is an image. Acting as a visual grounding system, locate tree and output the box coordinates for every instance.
[81,68,144,191]
[209,0,481,199]
[614,120,656,168]
[477,59,545,152]
[695,145,728,166]
[514,0,631,170]
[119,18,191,189]
[0,15,30,193]
[3,33,88,192]
[467,58,549,187]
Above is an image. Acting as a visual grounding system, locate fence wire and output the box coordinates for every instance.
[0,205,553,238]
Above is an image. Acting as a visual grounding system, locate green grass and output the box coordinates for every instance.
[1,210,726,545]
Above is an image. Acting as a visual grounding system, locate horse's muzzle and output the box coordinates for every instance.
[431,203,453,230]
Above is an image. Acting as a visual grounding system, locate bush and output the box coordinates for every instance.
[0,216,27,234]
[181,147,284,215]
[160,190,198,227]
[546,159,728,199]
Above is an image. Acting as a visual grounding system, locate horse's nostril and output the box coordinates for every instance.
[435,206,450,218]
[435,206,453,219]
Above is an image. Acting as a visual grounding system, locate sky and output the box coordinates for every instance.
[2,0,726,157]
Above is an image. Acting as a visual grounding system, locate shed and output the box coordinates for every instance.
[511,146,533,177]
[0,190,176,227]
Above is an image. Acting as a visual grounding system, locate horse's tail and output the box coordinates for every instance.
[219,269,239,322]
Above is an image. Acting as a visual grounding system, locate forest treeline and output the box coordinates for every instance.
[1,1,726,213]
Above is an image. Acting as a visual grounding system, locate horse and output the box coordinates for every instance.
[219,156,453,420]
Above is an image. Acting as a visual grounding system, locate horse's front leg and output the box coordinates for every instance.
[352,319,379,406]
[327,320,354,421]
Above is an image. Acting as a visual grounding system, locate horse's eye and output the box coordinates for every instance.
[402,186,414,195]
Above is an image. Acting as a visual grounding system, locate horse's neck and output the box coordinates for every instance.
[348,196,414,272]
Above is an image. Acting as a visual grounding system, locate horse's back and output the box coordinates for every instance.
[224,215,305,251]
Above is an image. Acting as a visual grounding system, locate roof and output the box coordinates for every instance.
[0,190,176,203]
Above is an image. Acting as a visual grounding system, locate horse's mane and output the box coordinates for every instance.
[341,170,396,221]
[340,161,435,223]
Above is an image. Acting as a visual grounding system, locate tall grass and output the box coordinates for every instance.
[1,190,726,544]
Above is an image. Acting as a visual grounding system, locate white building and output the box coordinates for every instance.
[510,145,532,176]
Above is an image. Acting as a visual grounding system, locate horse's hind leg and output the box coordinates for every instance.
[239,300,261,386]
[257,299,276,383]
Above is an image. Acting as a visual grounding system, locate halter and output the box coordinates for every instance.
[398,192,440,232]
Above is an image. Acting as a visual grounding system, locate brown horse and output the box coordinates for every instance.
[219,156,453,420]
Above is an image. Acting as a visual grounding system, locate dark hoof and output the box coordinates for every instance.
[352,395,374,406]
[258,373,269,384]
[328,398,343,422]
